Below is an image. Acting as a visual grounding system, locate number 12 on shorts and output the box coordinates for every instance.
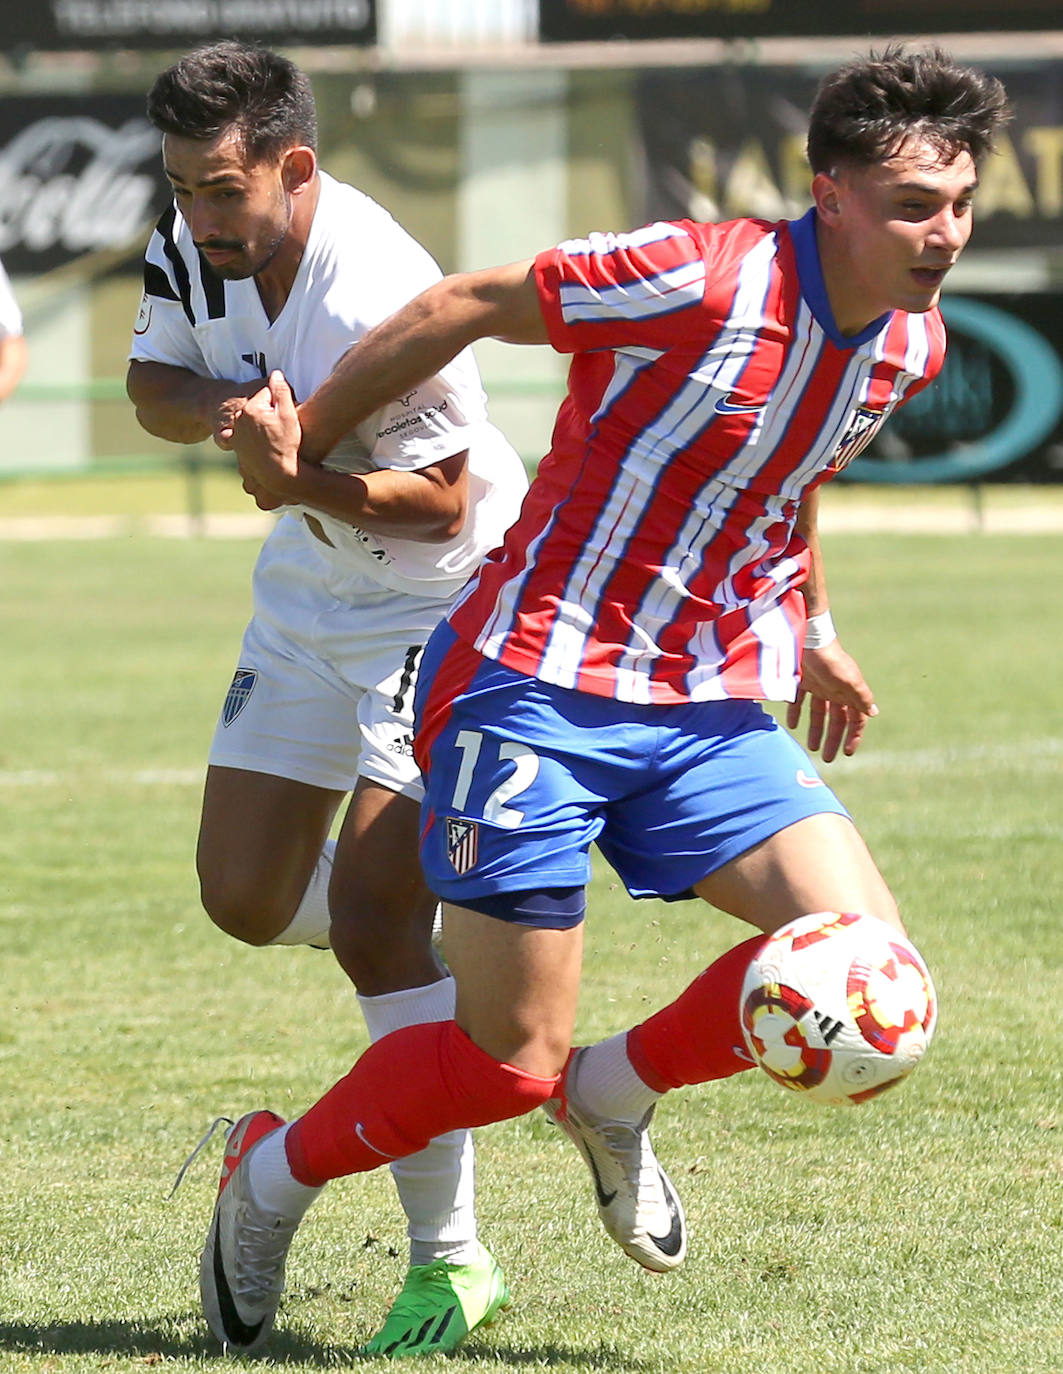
[451,729,539,830]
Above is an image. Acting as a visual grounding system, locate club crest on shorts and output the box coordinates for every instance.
[222,668,257,727]
[446,817,479,875]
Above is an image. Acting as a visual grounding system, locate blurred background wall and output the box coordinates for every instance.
[0,0,1061,482]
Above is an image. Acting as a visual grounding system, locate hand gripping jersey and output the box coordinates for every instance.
[130,172,526,597]
[448,210,945,704]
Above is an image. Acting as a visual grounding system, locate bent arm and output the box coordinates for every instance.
[126,359,260,445]
[0,333,27,403]
[299,259,545,462]
[272,448,470,542]
[231,370,470,541]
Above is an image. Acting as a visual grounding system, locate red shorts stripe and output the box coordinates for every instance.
[413,627,486,780]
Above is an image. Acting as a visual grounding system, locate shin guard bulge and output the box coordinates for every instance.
[627,934,767,1090]
[286,1020,559,1184]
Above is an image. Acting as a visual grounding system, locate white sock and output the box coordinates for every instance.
[569,1031,663,1125]
[358,977,480,1268]
[248,1124,323,1219]
[267,839,335,948]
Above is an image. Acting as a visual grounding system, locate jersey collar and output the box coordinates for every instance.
[788,207,892,350]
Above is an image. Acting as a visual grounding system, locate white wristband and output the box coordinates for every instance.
[804,609,837,650]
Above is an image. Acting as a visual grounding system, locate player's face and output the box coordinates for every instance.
[161,128,293,281]
[814,138,978,334]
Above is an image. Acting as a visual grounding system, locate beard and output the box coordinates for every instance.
[196,204,290,281]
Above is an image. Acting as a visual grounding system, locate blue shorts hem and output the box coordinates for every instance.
[619,794,852,902]
[427,867,591,904]
[456,884,587,929]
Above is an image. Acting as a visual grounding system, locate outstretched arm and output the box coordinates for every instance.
[297,258,545,463]
[786,488,878,762]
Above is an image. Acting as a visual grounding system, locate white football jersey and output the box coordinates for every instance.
[0,257,22,339]
[129,172,526,595]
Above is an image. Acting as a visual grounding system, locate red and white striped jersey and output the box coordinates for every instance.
[448,210,946,705]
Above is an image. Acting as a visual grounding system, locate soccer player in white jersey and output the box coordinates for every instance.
[0,256,27,404]
[125,42,526,1358]
[196,47,1009,1343]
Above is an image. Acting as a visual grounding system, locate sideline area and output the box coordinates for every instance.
[1,474,1062,539]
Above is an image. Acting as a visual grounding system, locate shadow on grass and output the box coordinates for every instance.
[456,1338,659,1370]
[0,1320,657,1370]
[0,1314,347,1365]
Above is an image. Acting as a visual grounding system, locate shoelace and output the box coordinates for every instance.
[167,1115,235,1199]
[591,1120,664,1208]
[232,1200,298,1299]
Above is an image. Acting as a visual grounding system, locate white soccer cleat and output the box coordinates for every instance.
[543,1090,687,1273]
[199,1109,298,1354]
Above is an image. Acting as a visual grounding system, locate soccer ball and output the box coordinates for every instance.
[739,911,937,1106]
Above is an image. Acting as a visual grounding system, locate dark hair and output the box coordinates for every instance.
[807,45,1010,176]
[146,41,317,163]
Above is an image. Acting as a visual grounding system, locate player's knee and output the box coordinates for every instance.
[328,872,435,975]
[442,1021,561,1123]
[197,867,295,946]
[329,895,438,990]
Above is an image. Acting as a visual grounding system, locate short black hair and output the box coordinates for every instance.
[807,46,1010,176]
[146,40,317,164]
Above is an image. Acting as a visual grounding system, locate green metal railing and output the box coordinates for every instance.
[0,377,564,530]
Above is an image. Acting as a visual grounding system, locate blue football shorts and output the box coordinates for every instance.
[415,625,849,925]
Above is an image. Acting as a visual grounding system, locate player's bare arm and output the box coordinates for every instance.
[0,332,27,403]
[233,370,470,541]
[126,359,262,446]
[787,487,877,762]
[298,259,545,464]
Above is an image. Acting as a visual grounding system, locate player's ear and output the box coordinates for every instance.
[811,170,843,226]
[281,145,316,196]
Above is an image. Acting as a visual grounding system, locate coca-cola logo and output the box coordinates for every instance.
[0,114,160,264]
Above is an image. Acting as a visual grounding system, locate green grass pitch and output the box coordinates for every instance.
[0,528,1061,1372]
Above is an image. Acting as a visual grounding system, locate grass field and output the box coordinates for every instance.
[1,525,1061,1372]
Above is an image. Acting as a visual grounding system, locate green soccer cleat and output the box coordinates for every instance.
[359,1242,510,1358]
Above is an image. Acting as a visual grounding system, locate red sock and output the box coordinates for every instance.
[627,935,767,1091]
[285,1020,559,1185]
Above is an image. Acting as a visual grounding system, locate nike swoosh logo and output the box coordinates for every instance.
[585,1149,617,1208]
[355,1121,401,1159]
[796,770,825,788]
[647,1169,685,1257]
[714,396,764,415]
[212,1224,266,1348]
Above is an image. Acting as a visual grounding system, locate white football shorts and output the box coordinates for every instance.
[207,514,456,799]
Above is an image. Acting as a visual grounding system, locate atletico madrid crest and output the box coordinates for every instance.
[830,406,887,471]
[446,817,479,875]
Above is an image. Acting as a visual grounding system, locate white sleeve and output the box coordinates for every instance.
[0,258,23,338]
[127,220,206,373]
[356,347,489,473]
[321,198,490,473]
[128,291,205,372]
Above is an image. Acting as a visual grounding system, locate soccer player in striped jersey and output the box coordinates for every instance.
[126,42,526,1358]
[205,46,1009,1332]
